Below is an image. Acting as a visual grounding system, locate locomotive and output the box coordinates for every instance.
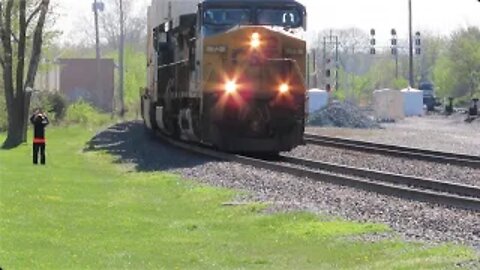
[141,0,308,153]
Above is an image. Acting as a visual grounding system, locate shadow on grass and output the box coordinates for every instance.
[85,121,215,172]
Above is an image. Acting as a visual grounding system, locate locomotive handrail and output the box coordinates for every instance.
[157,59,189,70]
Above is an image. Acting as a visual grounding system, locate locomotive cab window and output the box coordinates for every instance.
[256,8,302,28]
[203,8,251,26]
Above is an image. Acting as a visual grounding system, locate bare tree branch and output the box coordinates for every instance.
[11,31,19,43]
[25,0,50,89]
[26,4,42,27]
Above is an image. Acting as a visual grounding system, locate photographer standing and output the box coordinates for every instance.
[30,108,49,165]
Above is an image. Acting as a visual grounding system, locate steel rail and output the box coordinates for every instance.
[154,131,480,211]
[281,155,480,199]
[304,133,480,169]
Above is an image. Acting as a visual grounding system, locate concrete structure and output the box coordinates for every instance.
[308,89,328,113]
[59,58,115,112]
[401,88,424,117]
[373,89,405,121]
[35,63,60,92]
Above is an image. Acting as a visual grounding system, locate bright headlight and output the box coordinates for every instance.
[279,83,290,94]
[251,32,261,48]
[225,80,238,94]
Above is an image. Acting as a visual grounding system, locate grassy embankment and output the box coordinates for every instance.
[0,123,477,269]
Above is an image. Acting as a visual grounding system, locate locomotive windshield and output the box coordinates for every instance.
[204,8,251,26]
[256,8,302,28]
[202,3,305,34]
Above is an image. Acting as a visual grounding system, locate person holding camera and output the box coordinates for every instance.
[30,108,49,165]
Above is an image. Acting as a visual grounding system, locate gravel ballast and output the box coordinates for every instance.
[287,145,480,188]
[308,115,480,156]
[88,122,480,251]
[308,101,380,129]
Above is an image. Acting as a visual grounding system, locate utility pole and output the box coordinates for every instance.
[93,0,103,109]
[119,0,125,117]
[335,35,339,91]
[408,0,414,87]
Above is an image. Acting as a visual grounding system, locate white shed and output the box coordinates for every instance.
[308,89,329,113]
[373,89,405,121]
[401,88,424,117]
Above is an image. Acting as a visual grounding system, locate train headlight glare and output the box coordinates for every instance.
[251,32,261,48]
[225,80,238,94]
[279,83,290,94]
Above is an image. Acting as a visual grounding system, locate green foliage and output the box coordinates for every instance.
[433,55,455,98]
[30,91,68,122]
[64,101,111,126]
[332,89,346,101]
[0,126,477,269]
[367,58,398,90]
[124,47,147,114]
[105,46,146,117]
[434,27,480,99]
[316,27,479,103]
[393,78,409,90]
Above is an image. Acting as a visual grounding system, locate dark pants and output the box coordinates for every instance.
[33,143,46,165]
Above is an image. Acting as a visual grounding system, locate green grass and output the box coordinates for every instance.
[0,126,477,269]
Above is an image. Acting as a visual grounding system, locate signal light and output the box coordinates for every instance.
[370,28,376,55]
[251,32,260,48]
[225,80,238,94]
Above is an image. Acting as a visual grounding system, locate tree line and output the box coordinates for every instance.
[0,0,146,148]
[310,27,480,105]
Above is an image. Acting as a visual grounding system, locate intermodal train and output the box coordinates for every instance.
[141,0,308,153]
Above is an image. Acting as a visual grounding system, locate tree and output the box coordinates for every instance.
[448,27,480,98]
[433,27,480,100]
[73,0,146,51]
[417,32,447,81]
[100,0,146,51]
[0,0,51,149]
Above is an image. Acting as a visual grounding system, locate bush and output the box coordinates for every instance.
[30,91,68,122]
[64,101,112,127]
[48,92,68,121]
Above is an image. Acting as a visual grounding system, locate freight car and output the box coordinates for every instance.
[141,0,307,153]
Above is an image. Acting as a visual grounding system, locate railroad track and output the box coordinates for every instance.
[155,131,480,211]
[304,133,480,169]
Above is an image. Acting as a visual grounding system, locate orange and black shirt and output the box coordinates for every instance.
[30,114,49,144]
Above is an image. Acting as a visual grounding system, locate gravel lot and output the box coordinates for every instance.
[88,121,480,252]
[307,115,480,156]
